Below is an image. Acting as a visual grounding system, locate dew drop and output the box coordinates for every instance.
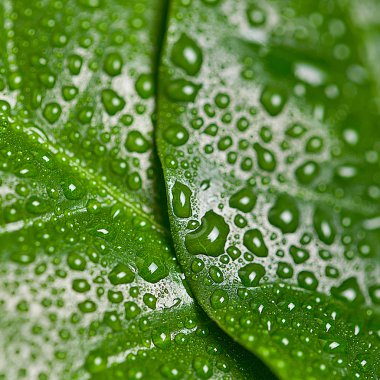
[268,195,300,233]
[185,211,229,257]
[103,52,123,76]
[171,34,203,76]
[171,181,192,218]
[243,229,268,257]
[238,263,266,287]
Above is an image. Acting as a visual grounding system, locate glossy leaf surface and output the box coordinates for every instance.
[0,1,273,379]
[157,0,380,379]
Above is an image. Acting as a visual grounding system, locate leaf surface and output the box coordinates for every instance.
[157,0,380,379]
[0,1,274,379]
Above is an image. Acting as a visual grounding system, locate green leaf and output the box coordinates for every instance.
[0,1,274,379]
[157,0,380,379]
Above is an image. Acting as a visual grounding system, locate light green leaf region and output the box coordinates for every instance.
[0,1,274,379]
[157,0,380,379]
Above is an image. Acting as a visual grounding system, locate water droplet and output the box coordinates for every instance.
[260,86,287,116]
[152,330,171,349]
[25,196,49,214]
[217,136,233,151]
[192,258,205,273]
[277,262,293,279]
[165,79,201,102]
[143,293,157,309]
[297,271,318,290]
[306,136,324,153]
[124,301,141,319]
[192,356,213,379]
[11,251,36,265]
[246,5,266,26]
[62,179,85,200]
[78,299,96,313]
[254,143,277,172]
[210,289,229,309]
[215,93,230,109]
[171,34,203,76]
[127,172,142,190]
[85,351,107,374]
[125,130,150,153]
[43,102,62,123]
[164,124,189,146]
[62,85,78,101]
[229,187,257,213]
[137,257,168,283]
[314,208,336,245]
[238,263,266,287]
[101,89,125,115]
[268,195,299,233]
[104,52,123,76]
[289,245,310,264]
[108,290,123,304]
[295,161,320,184]
[331,277,364,305]
[108,263,134,285]
[171,181,192,218]
[209,266,224,283]
[67,54,83,75]
[72,279,90,293]
[67,252,86,271]
[243,229,268,257]
[135,73,154,99]
[286,123,307,138]
[185,211,229,257]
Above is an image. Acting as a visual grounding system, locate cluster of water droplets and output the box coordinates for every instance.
[0,0,168,222]
[158,0,380,378]
[0,0,270,379]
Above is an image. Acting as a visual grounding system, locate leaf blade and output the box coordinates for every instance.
[157,0,380,378]
[0,1,274,378]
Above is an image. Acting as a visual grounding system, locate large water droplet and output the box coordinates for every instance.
[243,229,268,257]
[104,52,123,76]
[135,73,154,99]
[108,263,134,285]
[210,289,229,309]
[260,86,287,116]
[171,181,192,218]
[289,245,310,264]
[238,263,266,287]
[331,277,364,305]
[229,187,257,213]
[101,89,125,115]
[254,143,277,172]
[185,211,229,257]
[268,195,299,233]
[171,34,203,76]
[125,130,150,153]
[165,79,201,102]
[164,124,189,146]
[314,208,336,245]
